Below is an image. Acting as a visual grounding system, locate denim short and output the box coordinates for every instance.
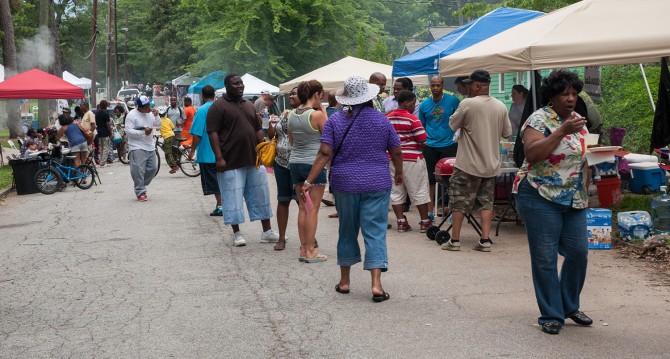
[69,142,88,153]
[274,163,296,202]
[216,166,273,225]
[289,163,327,186]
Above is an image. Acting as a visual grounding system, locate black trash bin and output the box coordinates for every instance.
[9,158,41,195]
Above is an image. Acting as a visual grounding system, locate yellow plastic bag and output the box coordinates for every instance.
[256,138,277,169]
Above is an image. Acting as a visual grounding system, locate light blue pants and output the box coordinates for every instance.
[129,149,158,197]
[217,166,273,225]
[333,189,390,271]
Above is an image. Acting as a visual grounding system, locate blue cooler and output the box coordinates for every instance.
[629,162,665,194]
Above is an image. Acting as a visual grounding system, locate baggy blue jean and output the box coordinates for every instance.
[332,189,390,271]
[515,179,588,326]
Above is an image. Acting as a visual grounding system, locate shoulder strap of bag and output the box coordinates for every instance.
[331,107,363,167]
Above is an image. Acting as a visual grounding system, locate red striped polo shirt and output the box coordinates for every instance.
[387,108,427,161]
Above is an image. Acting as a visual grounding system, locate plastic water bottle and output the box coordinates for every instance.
[651,186,670,234]
[262,109,270,130]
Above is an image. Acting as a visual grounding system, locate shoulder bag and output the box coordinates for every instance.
[256,133,277,169]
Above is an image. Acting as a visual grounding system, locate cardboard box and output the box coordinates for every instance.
[586,208,612,249]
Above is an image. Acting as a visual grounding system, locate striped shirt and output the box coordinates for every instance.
[387,109,427,161]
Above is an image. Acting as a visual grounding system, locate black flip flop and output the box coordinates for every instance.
[335,284,350,294]
[372,291,390,302]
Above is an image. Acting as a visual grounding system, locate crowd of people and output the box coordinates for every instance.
[29,69,594,335]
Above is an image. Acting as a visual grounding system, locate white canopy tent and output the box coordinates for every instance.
[0,64,4,82]
[62,71,91,89]
[279,56,429,93]
[439,0,670,76]
[215,73,280,96]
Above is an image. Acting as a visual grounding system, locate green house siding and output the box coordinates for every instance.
[489,69,583,110]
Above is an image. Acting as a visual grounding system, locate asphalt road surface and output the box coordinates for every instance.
[1,160,669,358]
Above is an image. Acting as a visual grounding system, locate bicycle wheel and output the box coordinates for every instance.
[154,150,161,177]
[75,165,95,189]
[179,151,200,177]
[34,167,62,194]
[118,140,129,164]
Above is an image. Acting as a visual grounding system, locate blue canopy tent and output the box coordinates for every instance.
[187,70,226,105]
[188,70,226,94]
[392,7,544,77]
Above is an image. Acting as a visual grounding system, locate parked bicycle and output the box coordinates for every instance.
[153,134,200,177]
[33,146,95,194]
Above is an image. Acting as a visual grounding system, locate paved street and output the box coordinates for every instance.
[1,160,669,358]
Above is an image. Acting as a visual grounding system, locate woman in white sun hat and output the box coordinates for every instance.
[303,75,404,302]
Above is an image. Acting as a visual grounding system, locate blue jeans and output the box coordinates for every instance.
[216,166,273,225]
[515,179,588,326]
[333,189,390,271]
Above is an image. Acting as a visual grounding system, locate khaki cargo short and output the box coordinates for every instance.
[448,168,495,213]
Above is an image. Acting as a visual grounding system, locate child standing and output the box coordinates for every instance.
[159,114,179,173]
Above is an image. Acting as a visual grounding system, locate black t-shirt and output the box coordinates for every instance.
[95,109,111,137]
[206,95,261,170]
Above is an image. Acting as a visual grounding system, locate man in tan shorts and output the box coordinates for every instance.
[443,70,512,252]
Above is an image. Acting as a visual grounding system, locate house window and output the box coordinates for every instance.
[498,73,505,93]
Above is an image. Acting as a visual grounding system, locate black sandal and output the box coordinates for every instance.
[372,291,390,302]
[335,284,350,294]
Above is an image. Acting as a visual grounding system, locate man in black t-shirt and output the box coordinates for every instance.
[207,73,279,247]
[95,100,113,166]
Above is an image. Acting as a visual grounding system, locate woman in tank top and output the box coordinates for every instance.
[287,80,328,263]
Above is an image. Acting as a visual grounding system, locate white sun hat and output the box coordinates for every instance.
[335,75,380,106]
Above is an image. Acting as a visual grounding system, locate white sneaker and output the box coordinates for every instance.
[233,232,247,247]
[441,239,461,251]
[260,229,280,243]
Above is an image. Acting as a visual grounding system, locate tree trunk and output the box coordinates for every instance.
[0,0,22,138]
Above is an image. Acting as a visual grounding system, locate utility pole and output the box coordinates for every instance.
[91,0,98,105]
[113,0,119,97]
[124,10,128,85]
[38,0,49,129]
[106,0,112,100]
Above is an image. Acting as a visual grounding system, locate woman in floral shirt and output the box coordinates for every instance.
[513,70,593,335]
[267,87,300,251]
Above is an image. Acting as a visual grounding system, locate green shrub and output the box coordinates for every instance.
[596,64,660,154]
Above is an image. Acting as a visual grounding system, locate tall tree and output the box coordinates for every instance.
[456,0,579,17]
[1,0,22,137]
[185,0,385,82]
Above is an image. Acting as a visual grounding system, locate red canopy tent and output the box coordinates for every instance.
[0,68,84,99]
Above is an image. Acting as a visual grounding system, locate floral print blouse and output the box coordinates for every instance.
[274,109,292,168]
[512,106,588,209]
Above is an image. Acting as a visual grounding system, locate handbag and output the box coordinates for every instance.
[255,136,277,169]
[77,122,94,145]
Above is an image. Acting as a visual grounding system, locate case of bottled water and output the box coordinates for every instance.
[617,211,652,242]
[587,208,612,249]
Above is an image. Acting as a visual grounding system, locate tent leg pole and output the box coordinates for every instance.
[531,70,538,109]
[639,63,656,112]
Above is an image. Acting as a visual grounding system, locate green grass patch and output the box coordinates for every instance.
[0,130,9,138]
[0,165,13,190]
[611,192,653,214]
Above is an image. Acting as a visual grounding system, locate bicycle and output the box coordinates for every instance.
[153,134,200,177]
[117,131,129,164]
[33,147,95,194]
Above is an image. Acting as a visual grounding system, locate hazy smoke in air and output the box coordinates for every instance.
[17,26,55,72]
